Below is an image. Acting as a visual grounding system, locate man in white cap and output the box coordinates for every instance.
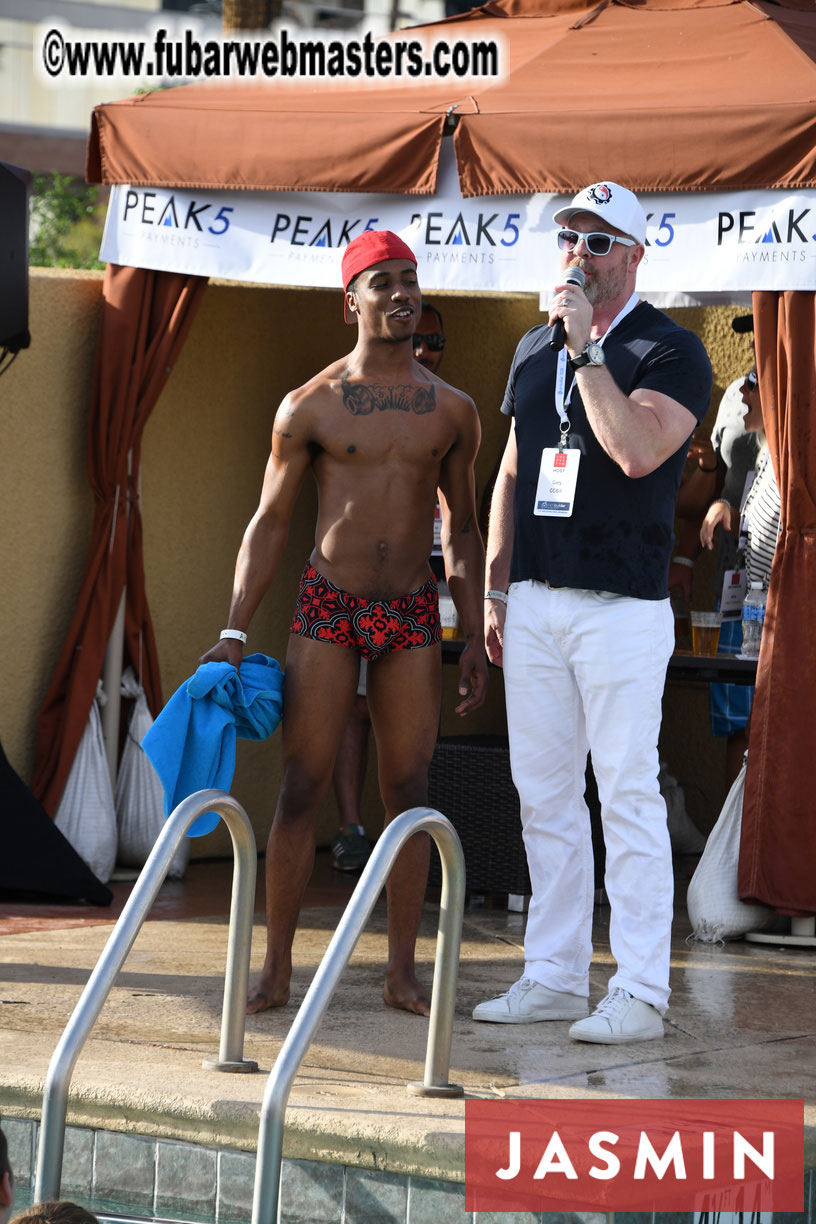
[474,182,712,1042]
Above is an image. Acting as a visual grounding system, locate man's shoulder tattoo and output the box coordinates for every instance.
[341,372,435,416]
[274,400,297,439]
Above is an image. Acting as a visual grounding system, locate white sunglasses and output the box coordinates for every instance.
[557,229,637,256]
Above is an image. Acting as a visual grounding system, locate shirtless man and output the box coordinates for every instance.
[330,297,450,873]
[201,230,488,1017]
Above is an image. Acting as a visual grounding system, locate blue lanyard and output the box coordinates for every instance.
[553,293,640,447]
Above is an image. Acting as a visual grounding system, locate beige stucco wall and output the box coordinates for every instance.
[1,270,754,862]
[0,268,101,781]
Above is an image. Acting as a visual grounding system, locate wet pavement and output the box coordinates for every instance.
[1,852,814,1180]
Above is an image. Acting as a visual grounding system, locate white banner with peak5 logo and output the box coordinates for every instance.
[100,142,816,296]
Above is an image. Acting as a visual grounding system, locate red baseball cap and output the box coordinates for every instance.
[341,229,417,322]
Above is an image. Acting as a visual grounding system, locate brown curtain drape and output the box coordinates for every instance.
[32,264,208,817]
[738,289,816,914]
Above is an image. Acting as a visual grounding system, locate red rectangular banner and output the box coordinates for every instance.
[465,1098,804,1213]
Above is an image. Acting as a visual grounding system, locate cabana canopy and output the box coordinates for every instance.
[86,0,816,197]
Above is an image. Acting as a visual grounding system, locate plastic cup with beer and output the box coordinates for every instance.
[690,610,722,656]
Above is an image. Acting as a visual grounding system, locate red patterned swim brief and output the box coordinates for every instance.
[290,563,441,661]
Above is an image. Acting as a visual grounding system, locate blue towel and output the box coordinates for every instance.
[142,653,284,837]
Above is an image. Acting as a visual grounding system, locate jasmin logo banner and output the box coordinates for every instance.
[464,1098,804,1213]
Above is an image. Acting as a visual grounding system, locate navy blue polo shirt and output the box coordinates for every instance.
[501,300,712,600]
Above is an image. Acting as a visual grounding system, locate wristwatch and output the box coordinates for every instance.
[569,341,606,369]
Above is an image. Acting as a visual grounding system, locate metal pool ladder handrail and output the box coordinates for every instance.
[252,806,466,1224]
[35,789,259,1203]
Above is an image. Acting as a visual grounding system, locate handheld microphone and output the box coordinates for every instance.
[549,265,586,352]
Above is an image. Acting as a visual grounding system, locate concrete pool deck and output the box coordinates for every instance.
[1,855,814,1220]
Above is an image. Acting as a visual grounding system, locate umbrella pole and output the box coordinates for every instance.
[101,447,133,790]
[101,586,126,788]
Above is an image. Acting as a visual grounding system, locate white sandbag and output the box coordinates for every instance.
[687,756,779,942]
[659,760,706,856]
[55,680,117,884]
[116,667,189,879]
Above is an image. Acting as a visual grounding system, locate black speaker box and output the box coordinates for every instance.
[0,161,32,352]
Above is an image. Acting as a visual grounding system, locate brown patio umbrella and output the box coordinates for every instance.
[86,0,816,196]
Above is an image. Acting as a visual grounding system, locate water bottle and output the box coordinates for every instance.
[741,582,766,657]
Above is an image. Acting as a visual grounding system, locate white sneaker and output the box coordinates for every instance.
[568,988,664,1044]
[472,977,589,1024]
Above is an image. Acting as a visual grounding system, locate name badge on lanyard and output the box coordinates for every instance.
[721,568,747,619]
[535,447,581,516]
[534,347,580,517]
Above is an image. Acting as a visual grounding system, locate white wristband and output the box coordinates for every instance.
[220,628,247,644]
[485,589,508,604]
[671,556,694,569]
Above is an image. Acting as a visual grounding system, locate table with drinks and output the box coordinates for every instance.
[673,588,765,684]
[667,649,757,685]
[440,590,764,687]
[440,640,758,684]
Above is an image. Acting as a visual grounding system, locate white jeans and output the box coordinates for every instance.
[503,580,675,1013]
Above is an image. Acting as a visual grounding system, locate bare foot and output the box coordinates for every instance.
[383,972,432,1017]
[246,968,290,1015]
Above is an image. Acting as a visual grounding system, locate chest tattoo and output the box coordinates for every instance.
[341,373,435,416]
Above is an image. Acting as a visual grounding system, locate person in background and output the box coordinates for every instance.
[669,313,756,609]
[473,181,712,1044]
[0,1126,14,1224]
[701,368,781,631]
[10,1205,98,1224]
[411,302,446,377]
[331,300,449,873]
[669,314,759,788]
